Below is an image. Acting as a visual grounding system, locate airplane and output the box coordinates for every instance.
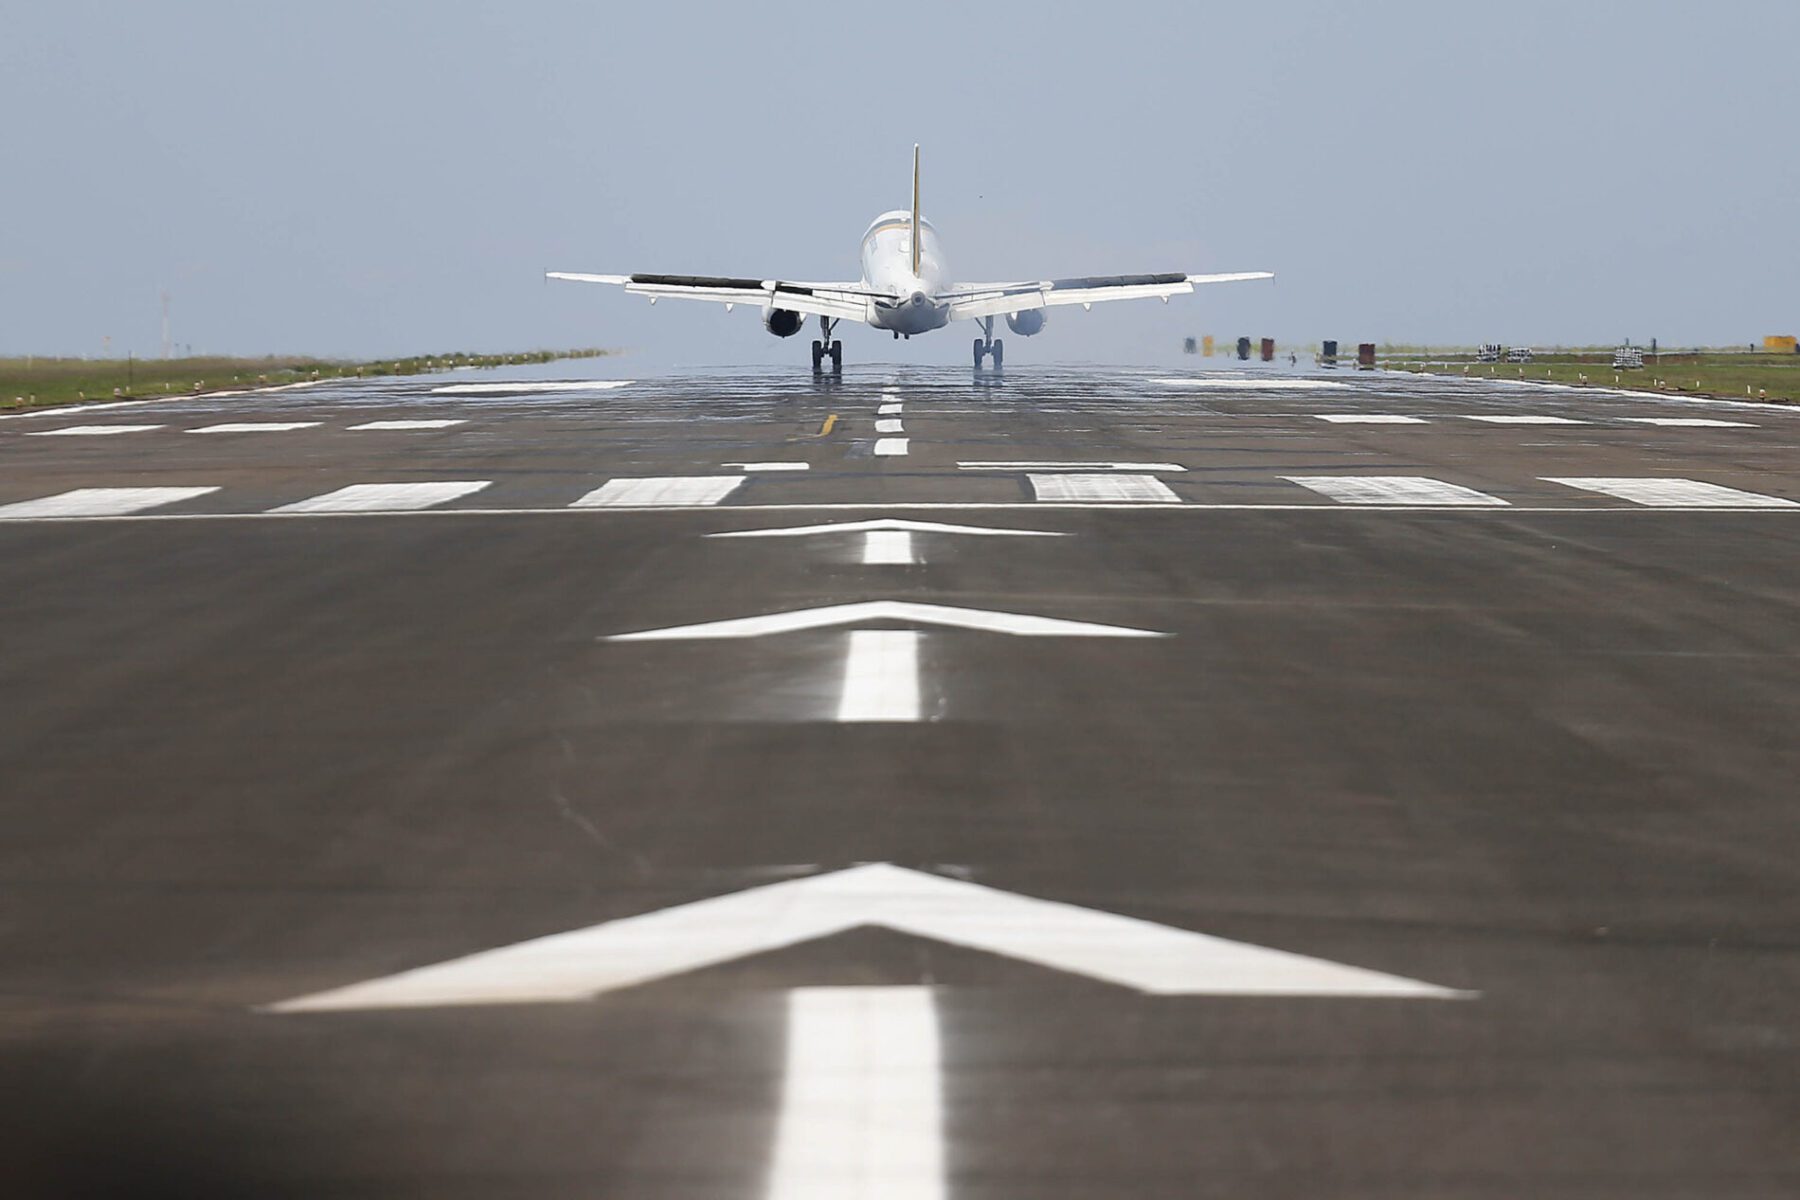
[548,145,1272,371]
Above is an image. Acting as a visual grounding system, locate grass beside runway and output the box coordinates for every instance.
[0,348,613,413]
[1384,349,1800,405]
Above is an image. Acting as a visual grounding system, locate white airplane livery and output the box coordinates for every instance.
[549,146,1272,370]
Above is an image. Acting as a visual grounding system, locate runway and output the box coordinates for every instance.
[4,364,1799,1197]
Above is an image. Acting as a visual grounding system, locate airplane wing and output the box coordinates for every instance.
[547,272,874,323]
[943,271,1273,322]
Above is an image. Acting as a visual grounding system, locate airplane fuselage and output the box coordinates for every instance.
[859,209,951,336]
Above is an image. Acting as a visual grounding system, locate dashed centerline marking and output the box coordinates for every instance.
[571,477,746,507]
[874,437,910,457]
[0,486,220,519]
[838,630,923,721]
[1312,414,1427,424]
[726,462,810,472]
[1543,477,1798,508]
[429,380,633,395]
[1283,476,1509,506]
[271,481,491,513]
[861,529,916,564]
[1028,474,1179,503]
[875,418,905,434]
[27,424,164,437]
[878,403,904,415]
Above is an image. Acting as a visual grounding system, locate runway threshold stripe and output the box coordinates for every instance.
[1542,477,1799,508]
[0,486,220,519]
[571,477,745,507]
[346,419,467,430]
[963,461,1186,472]
[837,630,922,721]
[270,481,491,513]
[1617,417,1756,427]
[878,403,904,415]
[767,986,943,1199]
[1283,476,1509,506]
[1462,415,1587,425]
[874,438,910,457]
[1029,473,1179,502]
[27,424,164,437]
[876,418,905,434]
[189,422,322,433]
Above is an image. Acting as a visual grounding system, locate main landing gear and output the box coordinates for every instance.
[973,316,1003,370]
[811,316,842,373]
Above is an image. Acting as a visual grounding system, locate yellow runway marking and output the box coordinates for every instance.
[820,413,837,436]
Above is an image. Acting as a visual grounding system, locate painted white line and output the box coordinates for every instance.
[875,418,905,434]
[1154,377,1351,390]
[961,461,1186,472]
[428,380,633,394]
[188,422,322,434]
[1312,414,1427,424]
[712,518,1064,539]
[0,486,219,519]
[271,481,490,514]
[572,477,745,507]
[347,419,467,430]
[1462,415,1587,425]
[261,862,1469,1012]
[1283,476,1509,506]
[837,630,922,722]
[608,600,1166,641]
[1617,417,1756,428]
[878,403,904,415]
[768,986,943,1200]
[27,424,163,437]
[861,530,916,564]
[727,462,811,472]
[1542,477,1799,508]
[873,438,909,457]
[1028,473,1179,503]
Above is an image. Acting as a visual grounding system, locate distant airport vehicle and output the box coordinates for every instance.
[1476,343,1502,363]
[1504,346,1535,363]
[547,146,1272,370]
[1613,347,1645,369]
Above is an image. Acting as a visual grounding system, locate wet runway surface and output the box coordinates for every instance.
[4,365,1799,1197]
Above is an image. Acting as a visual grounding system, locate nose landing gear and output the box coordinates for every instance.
[811,317,843,373]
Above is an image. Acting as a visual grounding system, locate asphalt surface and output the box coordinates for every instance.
[3,363,1798,1198]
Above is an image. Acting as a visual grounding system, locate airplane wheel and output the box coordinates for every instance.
[991,338,1004,368]
[829,340,843,370]
[811,340,824,370]
[973,337,986,367]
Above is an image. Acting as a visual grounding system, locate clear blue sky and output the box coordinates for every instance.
[2,0,1795,364]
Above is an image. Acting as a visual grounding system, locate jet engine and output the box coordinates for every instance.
[763,307,805,338]
[1006,310,1046,337]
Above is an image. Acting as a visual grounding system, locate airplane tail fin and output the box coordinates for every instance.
[910,144,921,276]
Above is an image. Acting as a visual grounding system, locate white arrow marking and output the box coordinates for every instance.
[262,863,1472,1012]
[769,987,942,1200]
[711,518,1064,539]
[838,631,921,720]
[605,601,1165,641]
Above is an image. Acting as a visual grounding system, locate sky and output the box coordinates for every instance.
[2,0,1796,365]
